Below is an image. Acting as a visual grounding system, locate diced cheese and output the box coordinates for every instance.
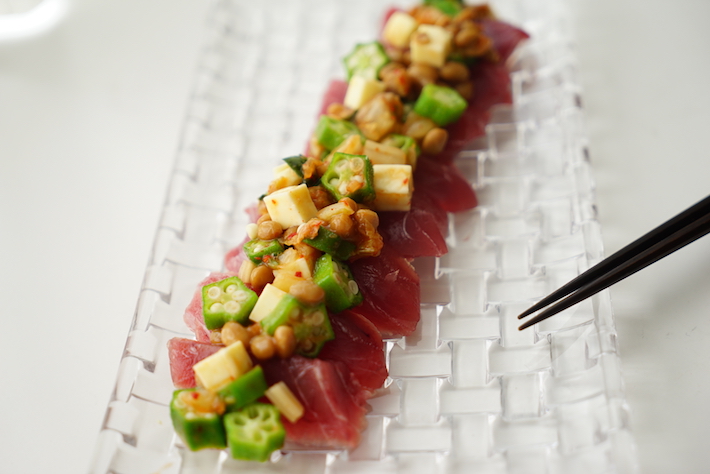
[263,183,318,228]
[371,164,414,211]
[364,139,407,165]
[344,76,386,110]
[193,341,253,391]
[383,11,419,48]
[272,257,312,293]
[281,257,313,279]
[249,283,290,323]
[272,163,303,188]
[272,271,306,294]
[265,381,304,423]
[410,24,453,68]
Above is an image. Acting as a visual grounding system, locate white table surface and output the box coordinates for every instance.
[1,1,709,473]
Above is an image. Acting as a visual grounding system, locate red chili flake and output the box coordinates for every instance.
[403,178,409,185]
[263,255,272,263]
[295,271,302,278]
[191,392,200,399]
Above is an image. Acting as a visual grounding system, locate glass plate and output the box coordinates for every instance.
[89,0,638,472]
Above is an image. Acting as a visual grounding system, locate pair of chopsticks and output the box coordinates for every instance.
[517,194,710,330]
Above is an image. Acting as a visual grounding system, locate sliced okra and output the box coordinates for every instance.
[243,238,284,265]
[303,226,356,261]
[202,276,258,330]
[260,295,334,358]
[313,254,363,313]
[321,152,375,203]
[313,116,364,152]
[170,388,226,451]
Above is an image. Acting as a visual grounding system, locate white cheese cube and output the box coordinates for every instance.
[344,76,387,110]
[364,139,407,165]
[372,164,414,211]
[265,381,304,423]
[383,11,418,48]
[193,341,253,391]
[272,257,313,293]
[263,183,318,228]
[249,283,290,323]
[272,163,303,187]
[410,24,452,68]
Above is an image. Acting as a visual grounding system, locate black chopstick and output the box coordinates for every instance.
[517,194,710,330]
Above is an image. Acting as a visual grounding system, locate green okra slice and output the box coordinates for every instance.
[342,41,390,81]
[243,238,284,265]
[303,226,356,261]
[202,276,258,329]
[321,152,375,203]
[224,403,285,462]
[218,366,268,412]
[424,0,463,16]
[313,253,363,313]
[413,83,468,127]
[170,389,226,451]
[382,133,420,168]
[313,116,364,152]
[260,295,334,358]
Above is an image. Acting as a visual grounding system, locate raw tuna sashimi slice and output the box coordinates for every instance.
[349,246,421,338]
[441,61,513,157]
[378,192,449,258]
[183,272,236,343]
[260,356,368,449]
[414,156,477,213]
[318,80,348,116]
[224,236,249,274]
[318,310,387,394]
[167,337,221,389]
[482,18,530,63]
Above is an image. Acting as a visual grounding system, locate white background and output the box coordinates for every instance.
[0,0,709,472]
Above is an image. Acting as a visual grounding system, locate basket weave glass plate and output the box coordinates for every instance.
[89,1,638,472]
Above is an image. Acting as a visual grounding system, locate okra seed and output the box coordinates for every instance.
[350,158,364,172]
[225,284,238,294]
[232,290,248,302]
[224,301,241,314]
[348,280,359,295]
[311,311,325,325]
[210,303,224,313]
[207,286,222,299]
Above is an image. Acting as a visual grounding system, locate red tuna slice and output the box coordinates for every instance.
[319,310,387,394]
[378,192,448,258]
[167,337,221,389]
[224,236,250,273]
[349,246,421,338]
[446,61,513,153]
[260,356,368,449]
[183,272,236,343]
[414,156,477,213]
[481,18,530,63]
[318,80,348,116]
